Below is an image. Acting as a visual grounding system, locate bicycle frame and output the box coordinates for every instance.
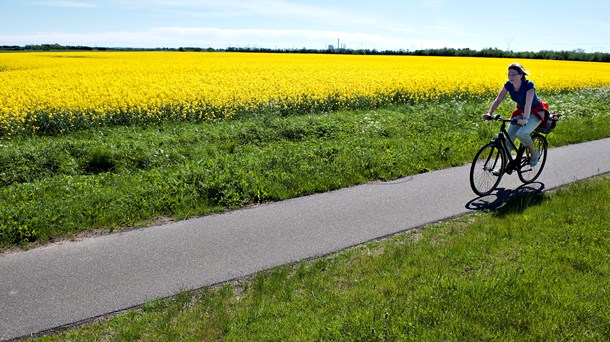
[492,118,525,174]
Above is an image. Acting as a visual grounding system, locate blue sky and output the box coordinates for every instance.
[1,0,609,52]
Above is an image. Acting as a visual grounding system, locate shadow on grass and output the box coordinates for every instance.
[465,182,547,217]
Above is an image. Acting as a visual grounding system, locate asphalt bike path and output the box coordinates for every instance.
[2,138,610,340]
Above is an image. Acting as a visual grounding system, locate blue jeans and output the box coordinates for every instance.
[506,115,541,152]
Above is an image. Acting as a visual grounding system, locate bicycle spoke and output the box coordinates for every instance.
[518,135,547,183]
[470,143,504,196]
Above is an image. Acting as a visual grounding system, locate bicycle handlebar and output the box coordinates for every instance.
[483,114,518,124]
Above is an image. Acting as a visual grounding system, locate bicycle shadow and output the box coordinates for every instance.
[465,182,546,215]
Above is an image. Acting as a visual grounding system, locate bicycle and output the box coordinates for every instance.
[469,114,553,196]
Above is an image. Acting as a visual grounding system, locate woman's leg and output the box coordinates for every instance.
[515,116,541,147]
[516,116,542,165]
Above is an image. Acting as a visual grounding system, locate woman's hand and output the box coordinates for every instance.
[483,114,500,121]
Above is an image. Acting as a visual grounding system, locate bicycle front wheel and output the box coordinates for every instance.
[518,134,548,183]
[470,142,505,196]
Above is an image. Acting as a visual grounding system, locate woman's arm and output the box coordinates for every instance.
[518,88,536,125]
[486,87,508,115]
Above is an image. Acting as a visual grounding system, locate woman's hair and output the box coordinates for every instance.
[508,63,530,77]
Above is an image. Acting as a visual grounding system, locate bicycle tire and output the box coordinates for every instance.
[470,142,505,196]
[518,134,548,183]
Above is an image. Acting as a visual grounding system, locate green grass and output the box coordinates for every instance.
[34,174,610,341]
[1,88,610,248]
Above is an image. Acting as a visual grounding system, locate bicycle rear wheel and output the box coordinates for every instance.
[518,134,547,183]
[470,142,505,196]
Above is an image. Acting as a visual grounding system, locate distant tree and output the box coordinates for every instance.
[1,44,608,62]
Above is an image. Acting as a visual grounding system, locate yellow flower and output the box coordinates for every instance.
[1,52,609,136]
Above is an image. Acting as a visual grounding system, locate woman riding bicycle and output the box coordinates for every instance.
[483,63,548,167]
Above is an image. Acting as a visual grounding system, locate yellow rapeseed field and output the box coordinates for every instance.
[1,51,610,136]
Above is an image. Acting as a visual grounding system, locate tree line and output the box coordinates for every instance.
[1,44,608,62]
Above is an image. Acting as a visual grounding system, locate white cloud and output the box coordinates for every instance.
[421,0,444,8]
[152,27,416,48]
[30,1,98,8]
[427,19,466,36]
[117,0,384,29]
[0,31,156,48]
[0,27,455,50]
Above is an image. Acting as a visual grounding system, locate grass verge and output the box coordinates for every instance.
[34,174,610,341]
[1,88,610,248]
